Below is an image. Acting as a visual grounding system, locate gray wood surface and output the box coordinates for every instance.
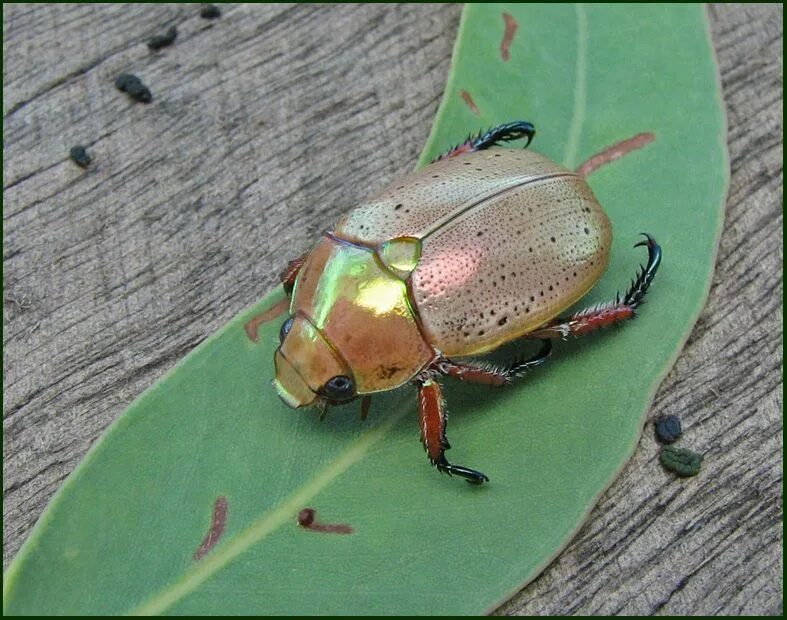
[3,3,782,615]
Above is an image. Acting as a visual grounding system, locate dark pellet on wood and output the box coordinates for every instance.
[659,445,703,478]
[655,414,682,444]
[69,145,91,168]
[147,25,177,50]
[200,4,221,19]
[114,73,152,103]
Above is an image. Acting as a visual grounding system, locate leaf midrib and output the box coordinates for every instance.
[564,3,588,169]
[129,398,409,616]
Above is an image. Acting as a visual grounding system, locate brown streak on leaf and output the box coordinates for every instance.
[297,507,353,535]
[460,90,479,115]
[193,496,228,561]
[576,132,656,178]
[500,12,518,62]
[244,298,290,343]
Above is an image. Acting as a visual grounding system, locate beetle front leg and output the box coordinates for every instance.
[417,379,489,484]
[433,121,536,162]
[438,340,552,386]
[528,234,662,339]
[279,252,308,295]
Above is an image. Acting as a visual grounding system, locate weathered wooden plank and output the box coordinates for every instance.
[3,3,782,615]
[498,4,784,615]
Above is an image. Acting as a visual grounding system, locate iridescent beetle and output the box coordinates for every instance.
[273,122,661,484]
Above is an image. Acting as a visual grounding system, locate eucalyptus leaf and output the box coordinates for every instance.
[3,4,727,615]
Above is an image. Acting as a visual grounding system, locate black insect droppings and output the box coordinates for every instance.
[69,145,91,168]
[655,415,682,444]
[147,25,178,51]
[115,73,153,103]
[659,446,703,477]
[200,4,222,19]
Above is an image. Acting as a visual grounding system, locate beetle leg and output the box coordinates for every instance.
[433,121,536,162]
[439,340,552,386]
[527,234,662,339]
[359,395,372,421]
[280,252,308,295]
[417,379,489,484]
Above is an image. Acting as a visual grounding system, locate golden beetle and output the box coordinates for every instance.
[273,122,661,484]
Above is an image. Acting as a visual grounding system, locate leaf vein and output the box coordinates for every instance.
[564,3,588,168]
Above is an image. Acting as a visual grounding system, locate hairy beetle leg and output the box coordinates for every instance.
[433,121,536,162]
[417,379,489,484]
[280,252,308,295]
[527,234,662,340]
[435,457,489,485]
[625,233,662,307]
[439,339,552,385]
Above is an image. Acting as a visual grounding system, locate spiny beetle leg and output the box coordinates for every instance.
[435,457,489,485]
[527,234,662,340]
[417,379,489,484]
[474,121,536,150]
[280,252,308,295]
[500,339,552,379]
[433,120,536,162]
[624,233,662,307]
[438,339,552,386]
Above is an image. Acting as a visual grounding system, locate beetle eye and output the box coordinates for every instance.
[279,317,294,343]
[321,375,356,402]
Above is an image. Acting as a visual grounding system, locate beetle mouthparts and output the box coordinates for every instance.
[273,350,317,408]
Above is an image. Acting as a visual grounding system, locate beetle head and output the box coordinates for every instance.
[273,313,356,408]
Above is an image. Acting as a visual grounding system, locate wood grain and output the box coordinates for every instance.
[3,3,782,615]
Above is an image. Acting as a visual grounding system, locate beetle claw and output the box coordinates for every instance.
[434,458,489,485]
[432,121,536,162]
[624,234,662,308]
[634,232,657,249]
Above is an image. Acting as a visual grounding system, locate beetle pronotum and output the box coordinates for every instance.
[273,122,661,484]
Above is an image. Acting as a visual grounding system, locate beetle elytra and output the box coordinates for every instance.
[273,122,661,484]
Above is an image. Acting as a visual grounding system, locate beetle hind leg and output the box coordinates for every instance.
[622,233,662,308]
[433,121,536,162]
[417,379,489,484]
[527,234,662,340]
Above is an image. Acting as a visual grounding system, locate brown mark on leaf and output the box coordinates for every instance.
[193,496,228,561]
[244,298,290,343]
[297,508,353,535]
[576,132,656,178]
[500,12,518,62]
[460,90,480,115]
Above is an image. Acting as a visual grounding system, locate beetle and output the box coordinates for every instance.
[272,121,661,484]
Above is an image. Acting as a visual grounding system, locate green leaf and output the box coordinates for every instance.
[3,4,727,615]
